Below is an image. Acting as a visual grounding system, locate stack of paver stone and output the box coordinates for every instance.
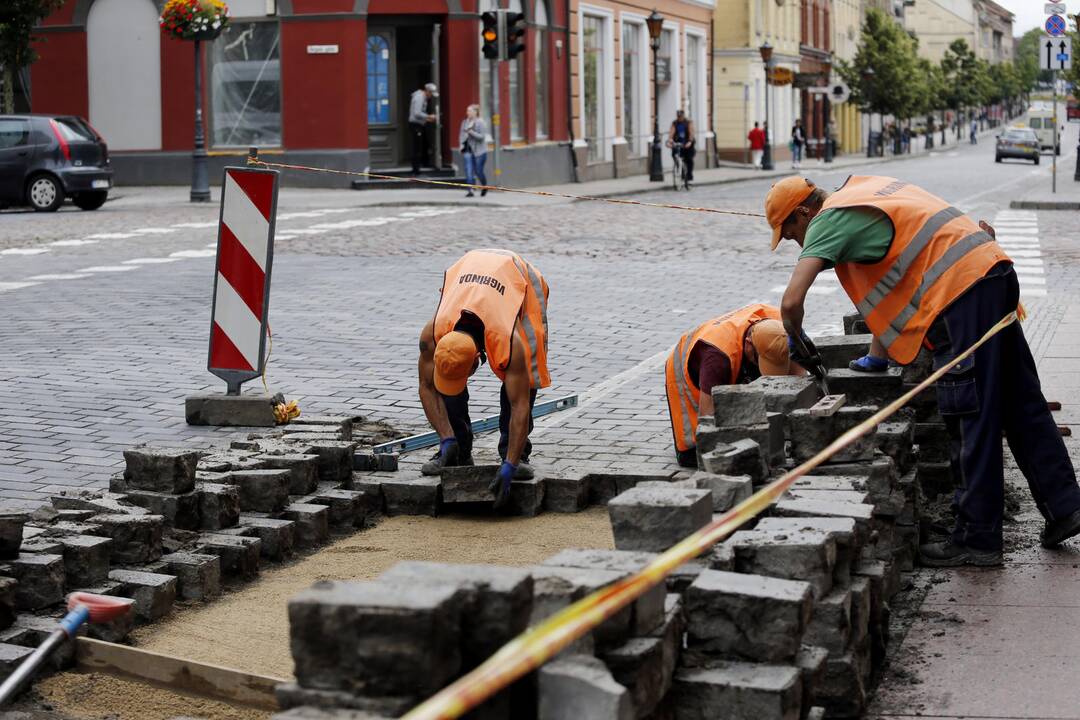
[0,414,399,688]
[274,317,927,720]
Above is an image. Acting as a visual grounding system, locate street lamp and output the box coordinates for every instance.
[647,10,664,182]
[759,42,774,171]
[861,67,875,158]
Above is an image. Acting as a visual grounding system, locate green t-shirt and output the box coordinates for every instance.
[798,206,894,269]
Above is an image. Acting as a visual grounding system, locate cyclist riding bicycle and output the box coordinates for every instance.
[666,109,696,184]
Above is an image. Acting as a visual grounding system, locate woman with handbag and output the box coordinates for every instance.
[459,104,488,198]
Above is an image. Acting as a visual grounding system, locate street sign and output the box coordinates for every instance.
[829,81,851,104]
[1045,13,1067,37]
[769,67,794,85]
[1042,35,1072,70]
[1046,2,1067,13]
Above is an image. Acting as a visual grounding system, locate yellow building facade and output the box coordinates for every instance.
[831,0,864,154]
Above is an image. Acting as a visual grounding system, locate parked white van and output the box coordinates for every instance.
[1026,109,1063,154]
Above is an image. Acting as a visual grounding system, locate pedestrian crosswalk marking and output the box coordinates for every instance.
[27,273,90,281]
[0,248,49,256]
[77,266,136,273]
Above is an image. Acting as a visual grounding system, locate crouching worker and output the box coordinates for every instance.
[665,303,801,468]
[418,249,550,508]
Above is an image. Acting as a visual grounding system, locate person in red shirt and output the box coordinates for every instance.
[748,122,766,169]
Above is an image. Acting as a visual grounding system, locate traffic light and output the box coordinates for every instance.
[506,11,527,59]
[481,11,499,60]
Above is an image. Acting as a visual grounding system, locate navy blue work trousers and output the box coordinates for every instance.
[928,263,1080,550]
[442,385,536,463]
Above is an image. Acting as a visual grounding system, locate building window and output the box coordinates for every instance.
[583,14,606,162]
[211,21,281,147]
[686,33,702,128]
[534,0,550,139]
[367,34,391,125]
[622,20,642,155]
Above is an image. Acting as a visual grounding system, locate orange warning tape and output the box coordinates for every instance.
[246,158,767,219]
[401,311,1019,720]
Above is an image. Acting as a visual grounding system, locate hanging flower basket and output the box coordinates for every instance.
[160,0,230,41]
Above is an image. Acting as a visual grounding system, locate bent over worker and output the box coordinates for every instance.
[665,304,801,468]
[766,175,1080,566]
[418,249,550,508]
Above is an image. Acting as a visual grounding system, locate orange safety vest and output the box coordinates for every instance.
[825,176,1010,364]
[433,249,551,389]
[665,303,781,452]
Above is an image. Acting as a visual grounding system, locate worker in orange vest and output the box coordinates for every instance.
[418,249,550,509]
[665,304,802,468]
[766,175,1080,566]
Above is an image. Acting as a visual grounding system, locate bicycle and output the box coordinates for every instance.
[670,142,691,191]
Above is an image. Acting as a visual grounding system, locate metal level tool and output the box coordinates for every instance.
[373,394,579,455]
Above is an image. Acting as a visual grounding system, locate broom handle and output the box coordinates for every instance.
[0,605,89,706]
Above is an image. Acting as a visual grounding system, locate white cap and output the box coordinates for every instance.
[425,83,438,95]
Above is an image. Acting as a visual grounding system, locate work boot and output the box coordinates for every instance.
[1041,508,1080,548]
[919,539,1002,567]
[421,438,459,476]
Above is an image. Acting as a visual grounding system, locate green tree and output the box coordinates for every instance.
[1015,27,1051,90]
[940,39,981,136]
[0,0,64,113]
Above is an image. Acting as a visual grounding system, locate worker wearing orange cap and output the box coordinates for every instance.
[417,249,549,508]
[666,304,804,467]
[766,174,1080,566]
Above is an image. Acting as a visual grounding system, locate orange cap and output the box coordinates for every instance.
[434,331,478,396]
[750,319,792,375]
[765,176,816,250]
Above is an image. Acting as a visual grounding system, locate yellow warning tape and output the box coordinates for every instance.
[245,158,768,219]
[401,311,1019,720]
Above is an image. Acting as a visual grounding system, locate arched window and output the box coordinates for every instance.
[534,0,550,138]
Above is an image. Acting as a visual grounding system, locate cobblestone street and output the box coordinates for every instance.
[0,127,1077,505]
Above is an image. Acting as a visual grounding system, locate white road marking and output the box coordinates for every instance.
[133,228,177,235]
[171,222,219,229]
[85,233,137,239]
[0,248,49,256]
[77,266,137,272]
[49,239,99,247]
[123,258,180,265]
[278,211,327,220]
[282,228,329,235]
[1011,258,1044,266]
[1023,288,1048,297]
[27,273,89,281]
[0,281,40,292]
[275,235,298,240]
[170,249,216,258]
[309,219,392,229]
[1017,276,1047,285]
[1005,250,1042,257]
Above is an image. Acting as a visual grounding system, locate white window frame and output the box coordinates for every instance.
[619,13,650,157]
[578,5,616,162]
[684,26,708,132]
[657,23,681,160]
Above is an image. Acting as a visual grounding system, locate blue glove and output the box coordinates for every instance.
[849,354,889,372]
[489,461,516,510]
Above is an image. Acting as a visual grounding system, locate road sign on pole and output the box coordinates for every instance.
[1046,13,1067,36]
[1042,36,1072,71]
[1046,2,1067,13]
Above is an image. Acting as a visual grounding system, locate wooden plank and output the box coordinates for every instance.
[809,394,847,417]
[75,637,284,710]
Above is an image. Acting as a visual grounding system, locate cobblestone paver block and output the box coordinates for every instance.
[671,662,802,720]
[608,486,711,553]
[121,447,199,494]
[539,654,633,720]
[108,568,177,622]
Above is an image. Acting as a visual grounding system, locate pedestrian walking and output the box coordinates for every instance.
[901,125,911,154]
[409,82,438,175]
[764,175,1080,566]
[665,304,801,467]
[417,249,550,509]
[970,118,978,145]
[790,119,804,168]
[459,104,488,198]
[748,122,766,168]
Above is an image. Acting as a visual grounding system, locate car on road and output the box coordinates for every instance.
[1026,109,1063,155]
[0,114,112,212]
[996,127,1040,165]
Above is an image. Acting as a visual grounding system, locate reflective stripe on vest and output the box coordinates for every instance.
[665,303,781,452]
[827,176,1010,364]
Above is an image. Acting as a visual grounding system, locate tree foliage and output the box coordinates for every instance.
[837,8,925,119]
[0,0,64,113]
[1015,27,1053,88]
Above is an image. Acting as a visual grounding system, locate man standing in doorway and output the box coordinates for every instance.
[410,82,438,175]
[748,122,766,168]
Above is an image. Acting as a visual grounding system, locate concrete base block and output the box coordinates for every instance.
[796,645,829,712]
[689,472,752,512]
[773,499,875,537]
[301,441,357,484]
[381,477,441,517]
[185,392,278,427]
[601,637,668,719]
[543,549,665,635]
[0,577,15,631]
[609,486,712,553]
[696,424,772,469]
[816,334,872,369]
[671,662,802,720]
[121,447,199,493]
[918,460,954,499]
[288,580,461,698]
[710,385,767,427]
[726,529,837,598]
[749,375,823,415]
[544,473,589,513]
[349,476,384,516]
[843,312,869,335]
[817,649,867,718]
[226,469,292,513]
[685,570,813,663]
[257,454,320,495]
[196,482,241,531]
[57,535,112,587]
[510,478,545,517]
[121,490,200,531]
[0,554,64,610]
[755,516,861,588]
[9,615,79,669]
[442,465,500,503]
[789,406,878,463]
[160,552,221,601]
[826,367,903,407]
[699,439,768,484]
[875,421,915,473]
[539,654,633,720]
[108,568,177,622]
[283,503,330,549]
[0,515,26,560]
[804,586,852,654]
[197,533,261,579]
[85,513,163,565]
[530,566,630,651]
[306,489,364,528]
[239,515,297,560]
[0,642,35,682]
[585,474,672,506]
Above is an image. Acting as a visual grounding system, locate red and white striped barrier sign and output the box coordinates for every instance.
[207,167,278,393]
